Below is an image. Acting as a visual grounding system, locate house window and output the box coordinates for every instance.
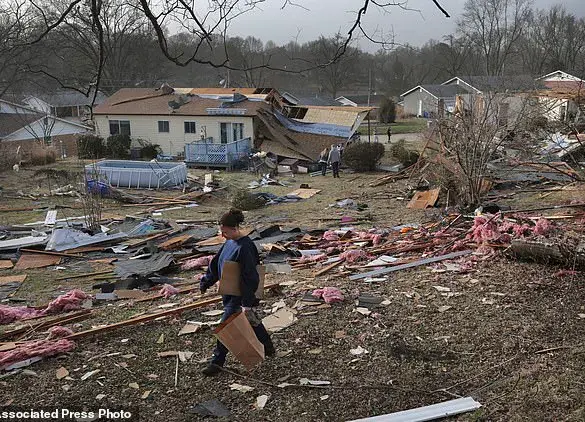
[184,121,197,134]
[109,120,131,135]
[158,121,170,133]
[220,122,244,144]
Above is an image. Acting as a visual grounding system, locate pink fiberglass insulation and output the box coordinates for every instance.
[534,218,554,236]
[513,223,532,237]
[0,289,90,326]
[323,231,339,241]
[181,255,214,271]
[160,284,180,298]
[312,287,344,303]
[47,326,74,339]
[0,306,42,325]
[299,254,327,263]
[340,249,368,263]
[468,216,501,243]
[44,289,90,315]
[0,339,76,370]
[554,269,578,277]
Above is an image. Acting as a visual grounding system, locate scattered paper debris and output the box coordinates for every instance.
[320,395,330,401]
[96,394,106,400]
[141,390,151,400]
[438,305,453,313]
[56,367,69,380]
[433,286,451,292]
[308,348,322,355]
[178,323,204,336]
[350,346,369,356]
[255,395,269,410]
[230,383,255,393]
[262,307,297,333]
[129,382,140,389]
[156,334,165,344]
[80,370,100,381]
[355,307,372,316]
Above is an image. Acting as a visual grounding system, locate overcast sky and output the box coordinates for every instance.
[227,0,585,51]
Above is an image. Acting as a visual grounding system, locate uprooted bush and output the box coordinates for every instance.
[390,139,420,167]
[77,134,106,159]
[231,188,266,210]
[106,134,131,159]
[342,141,386,171]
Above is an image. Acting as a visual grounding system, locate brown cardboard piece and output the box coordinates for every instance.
[218,261,265,299]
[214,312,265,370]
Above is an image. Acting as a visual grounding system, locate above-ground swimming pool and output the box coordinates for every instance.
[86,160,187,189]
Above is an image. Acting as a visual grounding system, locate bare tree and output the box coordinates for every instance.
[432,89,552,205]
[3,0,450,98]
[458,0,531,76]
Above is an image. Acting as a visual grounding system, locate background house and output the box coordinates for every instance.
[23,89,107,123]
[0,99,91,158]
[94,86,370,163]
[535,70,584,122]
[400,84,471,117]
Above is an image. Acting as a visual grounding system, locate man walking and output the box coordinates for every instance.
[328,143,341,178]
[387,126,392,143]
[318,147,329,176]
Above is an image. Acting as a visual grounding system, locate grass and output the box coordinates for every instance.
[358,118,427,135]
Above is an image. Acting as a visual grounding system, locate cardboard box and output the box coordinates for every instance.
[214,312,265,370]
[218,261,265,299]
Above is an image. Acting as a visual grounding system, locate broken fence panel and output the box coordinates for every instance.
[346,397,481,422]
[349,250,473,281]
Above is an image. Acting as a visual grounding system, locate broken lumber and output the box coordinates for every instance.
[349,250,473,280]
[1,310,92,340]
[313,260,344,277]
[65,297,222,340]
[19,248,83,258]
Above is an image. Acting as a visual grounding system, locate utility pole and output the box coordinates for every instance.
[367,68,371,143]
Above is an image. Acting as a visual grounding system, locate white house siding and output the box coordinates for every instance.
[94,114,255,155]
[3,117,89,142]
[402,89,437,117]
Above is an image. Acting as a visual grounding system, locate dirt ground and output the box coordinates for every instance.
[0,160,584,422]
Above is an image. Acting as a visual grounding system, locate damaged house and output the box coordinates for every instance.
[93,85,370,166]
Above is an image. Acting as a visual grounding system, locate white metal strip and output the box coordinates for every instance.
[346,397,482,422]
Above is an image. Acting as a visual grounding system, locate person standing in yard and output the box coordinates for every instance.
[328,143,341,178]
[199,209,275,376]
[318,147,329,176]
[387,126,392,144]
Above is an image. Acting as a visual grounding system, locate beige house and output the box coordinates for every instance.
[93,88,266,156]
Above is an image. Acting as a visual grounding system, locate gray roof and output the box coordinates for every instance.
[338,94,386,106]
[282,92,338,106]
[0,112,43,137]
[31,89,107,107]
[453,76,547,92]
[420,84,471,98]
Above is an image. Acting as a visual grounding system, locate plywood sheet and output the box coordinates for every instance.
[287,188,321,199]
[0,274,27,285]
[15,253,61,270]
[0,260,14,269]
[407,188,440,209]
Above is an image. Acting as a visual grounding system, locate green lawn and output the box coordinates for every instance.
[357,118,427,135]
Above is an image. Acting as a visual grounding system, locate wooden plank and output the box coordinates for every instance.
[287,188,322,199]
[14,253,61,270]
[19,248,83,258]
[66,297,223,340]
[407,188,440,209]
[158,234,192,251]
[0,260,14,269]
[0,275,27,285]
[313,260,344,277]
[1,310,92,340]
[349,250,473,280]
